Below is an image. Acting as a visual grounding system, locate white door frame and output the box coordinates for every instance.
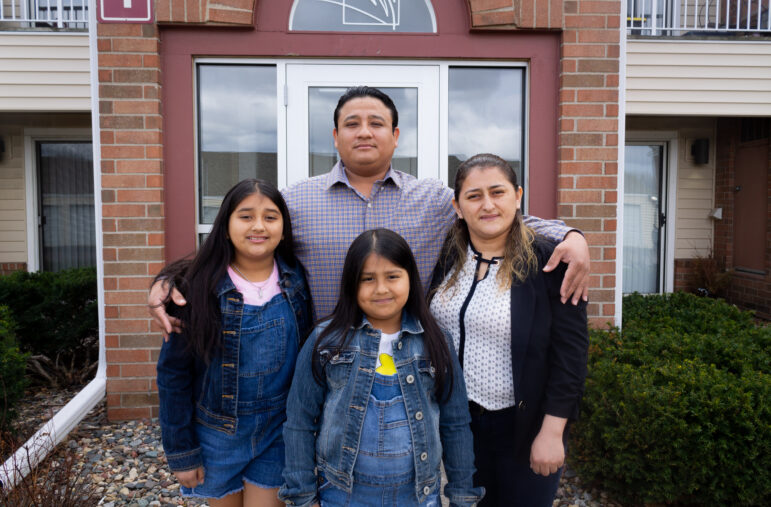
[23,128,93,271]
[285,63,440,185]
[624,131,678,293]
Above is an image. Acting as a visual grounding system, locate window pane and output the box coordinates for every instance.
[623,144,662,294]
[308,86,417,177]
[198,64,277,224]
[290,0,436,33]
[448,67,525,190]
[37,142,95,272]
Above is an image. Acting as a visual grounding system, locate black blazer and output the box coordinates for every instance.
[429,236,589,462]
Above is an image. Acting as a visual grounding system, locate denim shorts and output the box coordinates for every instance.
[180,405,286,499]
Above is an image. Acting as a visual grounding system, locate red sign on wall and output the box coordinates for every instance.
[99,0,154,23]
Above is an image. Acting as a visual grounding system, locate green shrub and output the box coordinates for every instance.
[571,292,771,506]
[0,305,29,431]
[0,268,98,386]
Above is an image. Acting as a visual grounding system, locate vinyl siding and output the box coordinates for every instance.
[626,40,771,116]
[0,32,90,111]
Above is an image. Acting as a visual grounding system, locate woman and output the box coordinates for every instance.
[429,154,588,507]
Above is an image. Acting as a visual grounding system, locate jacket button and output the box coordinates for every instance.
[415,411,423,420]
[420,452,428,461]
[397,341,403,350]
[423,486,431,495]
[333,354,339,360]
[406,374,415,384]
[518,400,526,410]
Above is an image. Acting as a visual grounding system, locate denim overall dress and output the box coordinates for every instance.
[319,372,440,507]
[183,293,299,499]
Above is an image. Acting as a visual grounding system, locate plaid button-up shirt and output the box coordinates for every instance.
[283,162,571,318]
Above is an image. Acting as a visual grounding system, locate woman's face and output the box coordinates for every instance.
[227,191,284,267]
[453,165,522,250]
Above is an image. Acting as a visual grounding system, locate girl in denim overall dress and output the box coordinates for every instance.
[279,229,484,507]
[156,179,313,507]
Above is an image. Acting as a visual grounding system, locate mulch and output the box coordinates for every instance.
[3,386,621,507]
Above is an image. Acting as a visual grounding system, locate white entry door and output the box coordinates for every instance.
[285,64,440,185]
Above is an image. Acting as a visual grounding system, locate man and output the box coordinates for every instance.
[149,87,589,334]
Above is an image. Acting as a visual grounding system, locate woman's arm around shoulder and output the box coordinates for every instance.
[279,327,327,507]
[437,331,485,507]
[155,330,202,472]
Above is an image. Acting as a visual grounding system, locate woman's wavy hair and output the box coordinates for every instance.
[441,153,537,294]
[311,229,453,400]
[157,179,298,363]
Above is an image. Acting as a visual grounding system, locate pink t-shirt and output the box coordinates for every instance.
[227,261,281,306]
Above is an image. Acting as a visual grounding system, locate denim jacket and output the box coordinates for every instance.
[279,312,484,507]
[156,255,313,472]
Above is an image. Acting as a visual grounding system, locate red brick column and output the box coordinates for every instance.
[558,1,619,327]
[469,0,621,327]
[98,23,165,420]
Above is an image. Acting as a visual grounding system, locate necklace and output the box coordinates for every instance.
[231,263,273,297]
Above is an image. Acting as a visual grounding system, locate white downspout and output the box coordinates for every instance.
[615,0,628,328]
[0,0,106,489]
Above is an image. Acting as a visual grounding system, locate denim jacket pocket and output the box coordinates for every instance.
[322,350,357,389]
[240,317,286,376]
[417,358,436,394]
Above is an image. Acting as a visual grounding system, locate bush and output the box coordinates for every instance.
[0,268,98,387]
[0,305,29,431]
[571,292,771,506]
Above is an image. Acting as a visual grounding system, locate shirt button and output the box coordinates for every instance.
[397,341,403,350]
[406,374,415,384]
[367,202,372,208]
[423,486,431,495]
[420,451,428,461]
[415,411,423,420]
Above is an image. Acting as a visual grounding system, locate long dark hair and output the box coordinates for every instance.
[160,179,298,363]
[311,229,453,399]
[441,153,537,294]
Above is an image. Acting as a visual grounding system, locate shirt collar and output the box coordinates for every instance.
[356,311,424,336]
[325,160,403,190]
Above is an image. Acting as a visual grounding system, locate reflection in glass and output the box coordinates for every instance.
[198,65,277,223]
[290,0,436,33]
[308,87,417,177]
[623,145,662,294]
[448,67,525,191]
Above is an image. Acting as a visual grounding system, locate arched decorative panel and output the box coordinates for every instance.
[289,0,437,32]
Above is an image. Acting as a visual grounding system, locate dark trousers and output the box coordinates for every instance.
[469,403,561,507]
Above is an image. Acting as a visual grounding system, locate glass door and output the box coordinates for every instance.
[285,64,439,185]
[36,141,95,272]
[623,143,667,294]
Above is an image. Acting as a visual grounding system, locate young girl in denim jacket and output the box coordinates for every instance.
[279,228,483,507]
[156,179,313,507]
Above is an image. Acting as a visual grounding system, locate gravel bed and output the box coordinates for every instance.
[6,388,621,507]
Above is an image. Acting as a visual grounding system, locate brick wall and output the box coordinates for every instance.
[557,1,619,327]
[0,262,26,276]
[98,0,621,419]
[98,22,165,420]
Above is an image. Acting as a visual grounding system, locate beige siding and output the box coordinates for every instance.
[0,33,90,111]
[626,40,771,116]
[626,117,716,259]
[0,126,27,263]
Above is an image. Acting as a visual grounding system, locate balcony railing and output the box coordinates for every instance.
[627,0,770,35]
[0,0,88,30]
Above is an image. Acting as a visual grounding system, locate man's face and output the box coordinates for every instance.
[333,96,400,178]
